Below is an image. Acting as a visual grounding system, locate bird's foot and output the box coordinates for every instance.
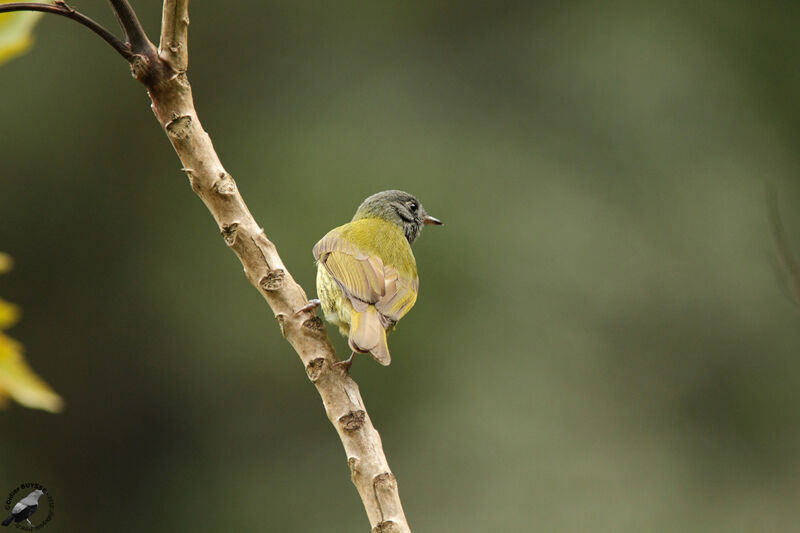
[294,298,321,316]
[333,351,356,374]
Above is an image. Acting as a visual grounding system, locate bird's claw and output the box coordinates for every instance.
[294,299,321,316]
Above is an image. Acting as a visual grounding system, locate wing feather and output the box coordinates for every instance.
[313,231,384,306]
[313,226,419,327]
[376,265,418,324]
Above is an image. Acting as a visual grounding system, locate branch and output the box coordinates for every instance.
[0,2,131,60]
[144,64,413,533]
[158,0,188,72]
[5,0,414,527]
[113,1,414,530]
[107,0,150,52]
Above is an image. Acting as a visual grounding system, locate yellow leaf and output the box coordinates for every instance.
[0,298,19,329]
[0,332,63,412]
[0,252,11,273]
[0,1,51,65]
[0,253,64,412]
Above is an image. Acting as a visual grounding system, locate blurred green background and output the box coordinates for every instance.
[2,1,800,531]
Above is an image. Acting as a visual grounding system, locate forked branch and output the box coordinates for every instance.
[1,1,412,531]
[107,0,150,51]
[0,1,130,59]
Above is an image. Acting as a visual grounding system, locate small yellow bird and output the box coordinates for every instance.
[301,190,442,370]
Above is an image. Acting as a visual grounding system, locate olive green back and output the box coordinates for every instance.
[334,218,418,279]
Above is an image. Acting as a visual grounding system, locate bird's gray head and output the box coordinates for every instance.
[352,190,443,244]
[27,490,43,501]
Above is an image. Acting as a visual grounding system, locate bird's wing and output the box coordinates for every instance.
[11,502,27,514]
[376,264,418,324]
[313,231,385,310]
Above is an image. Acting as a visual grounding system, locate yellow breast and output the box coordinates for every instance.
[316,265,352,336]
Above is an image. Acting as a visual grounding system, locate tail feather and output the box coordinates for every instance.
[3,514,14,526]
[348,307,391,366]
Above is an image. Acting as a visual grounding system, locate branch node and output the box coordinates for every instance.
[374,472,398,493]
[221,222,240,247]
[259,268,285,291]
[302,316,325,332]
[213,171,236,196]
[128,53,153,81]
[339,410,366,432]
[53,0,73,13]
[305,357,326,382]
[165,114,193,141]
[372,521,401,533]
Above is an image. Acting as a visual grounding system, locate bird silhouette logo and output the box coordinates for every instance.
[2,487,51,529]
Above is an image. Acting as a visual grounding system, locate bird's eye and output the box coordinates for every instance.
[408,202,418,212]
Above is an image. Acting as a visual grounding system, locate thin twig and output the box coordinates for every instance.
[0,2,131,59]
[107,0,150,52]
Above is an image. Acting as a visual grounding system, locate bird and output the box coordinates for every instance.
[2,489,43,527]
[298,190,442,371]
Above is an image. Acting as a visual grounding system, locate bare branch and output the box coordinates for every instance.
[107,0,150,52]
[159,0,188,72]
[143,3,413,531]
[143,72,413,533]
[0,2,131,60]
[5,0,414,529]
[768,188,800,307]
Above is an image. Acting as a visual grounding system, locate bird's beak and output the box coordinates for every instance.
[423,215,443,226]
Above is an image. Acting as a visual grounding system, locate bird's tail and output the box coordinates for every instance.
[2,514,13,526]
[348,307,391,366]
